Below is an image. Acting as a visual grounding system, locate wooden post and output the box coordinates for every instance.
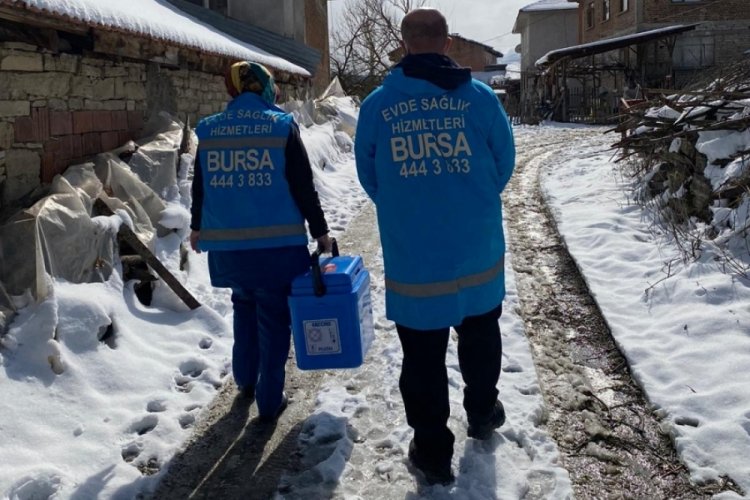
[562,60,569,123]
[94,198,201,310]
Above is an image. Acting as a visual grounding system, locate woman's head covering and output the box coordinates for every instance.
[224,61,277,105]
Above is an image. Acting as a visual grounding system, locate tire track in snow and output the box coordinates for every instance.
[506,125,737,499]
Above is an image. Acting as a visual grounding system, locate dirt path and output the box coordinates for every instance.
[505,126,739,498]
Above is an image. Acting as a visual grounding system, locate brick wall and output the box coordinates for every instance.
[582,0,637,43]
[644,0,750,22]
[581,0,750,41]
[448,38,496,71]
[305,0,330,95]
[0,41,229,206]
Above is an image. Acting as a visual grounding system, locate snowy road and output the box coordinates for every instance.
[150,125,743,499]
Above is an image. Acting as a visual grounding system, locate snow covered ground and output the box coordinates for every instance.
[538,123,750,495]
[1,109,749,499]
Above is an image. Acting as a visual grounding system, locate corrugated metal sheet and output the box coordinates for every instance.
[166,0,321,74]
[537,24,700,68]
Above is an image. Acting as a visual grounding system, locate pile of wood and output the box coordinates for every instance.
[610,60,750,224]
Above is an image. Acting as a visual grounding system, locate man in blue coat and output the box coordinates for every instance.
[190,61,332,421]
[355,8,515,485]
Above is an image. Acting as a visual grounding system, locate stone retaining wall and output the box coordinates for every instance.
[0,41,230,206]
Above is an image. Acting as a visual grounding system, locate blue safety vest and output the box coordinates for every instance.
[355,68,515,329]
[195,92,307,251]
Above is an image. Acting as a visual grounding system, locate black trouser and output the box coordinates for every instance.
[396,304,503,466]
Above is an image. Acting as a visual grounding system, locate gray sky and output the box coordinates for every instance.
[329,0,535,60]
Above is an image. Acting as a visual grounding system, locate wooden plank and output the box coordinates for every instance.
[94,198,201,310]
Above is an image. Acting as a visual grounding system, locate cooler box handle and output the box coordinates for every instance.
[311,238,339,297]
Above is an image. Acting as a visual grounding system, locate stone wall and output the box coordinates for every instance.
[0,41,229,207]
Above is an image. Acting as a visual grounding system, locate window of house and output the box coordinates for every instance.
[586,2,595,28]
[620,0,629,12]
[602,0,611,21]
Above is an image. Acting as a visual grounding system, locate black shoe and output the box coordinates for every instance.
[259,393,288,422]
[408,439,455,486]
[467,400,506,440]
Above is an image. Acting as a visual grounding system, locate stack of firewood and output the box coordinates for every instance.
[611,60,750,214]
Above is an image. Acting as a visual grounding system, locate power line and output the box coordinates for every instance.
[479,10,574,47]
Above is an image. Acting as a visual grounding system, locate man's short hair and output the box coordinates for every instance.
[401,10,449,46]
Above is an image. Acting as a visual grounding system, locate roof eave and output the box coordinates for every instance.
[0,0,311,78]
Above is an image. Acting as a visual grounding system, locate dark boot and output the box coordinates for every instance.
[467,400,505,440]
[408,439,455,486]
[259,392,288,422]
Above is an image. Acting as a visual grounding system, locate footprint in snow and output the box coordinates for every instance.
[518,384,541,396]
[129,414,158,435]
[502,361,523,373]
[121,441,143,463]
[674,416,700,427]
[7,473,62,499]
[178,413,196,429]
[179,358,208,378]
[174,375,193,393]
[146,400,167,413]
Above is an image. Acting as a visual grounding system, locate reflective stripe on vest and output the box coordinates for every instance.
[201,224,307,241]
[198,137,288,149]
[385,256,505,298]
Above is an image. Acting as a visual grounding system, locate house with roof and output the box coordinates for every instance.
[0,0,318,209]
[577,0,750,84]
[389,33,504,73]
[179,0,330,94]
[529,0,750,122]
[447,34,504,72]
[512,0,580,120]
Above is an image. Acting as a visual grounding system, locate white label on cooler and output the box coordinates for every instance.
[303,318,342,356]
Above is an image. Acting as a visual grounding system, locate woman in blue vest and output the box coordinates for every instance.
[190,61,332,421]
[355,8,515,485]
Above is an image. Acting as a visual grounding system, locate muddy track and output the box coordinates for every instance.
[505,127,739,499]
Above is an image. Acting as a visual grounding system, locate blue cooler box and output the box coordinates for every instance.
[289,253,374,370]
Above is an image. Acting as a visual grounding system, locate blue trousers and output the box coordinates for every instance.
[231,286,291,417]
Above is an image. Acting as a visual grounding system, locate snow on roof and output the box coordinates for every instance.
[3,0,309,76]
[520,0,578,12]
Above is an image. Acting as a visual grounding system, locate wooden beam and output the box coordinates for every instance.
[0,6,89,35]
[94,198,201,310]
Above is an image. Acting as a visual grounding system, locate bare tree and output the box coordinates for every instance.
[331,0,428,98]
